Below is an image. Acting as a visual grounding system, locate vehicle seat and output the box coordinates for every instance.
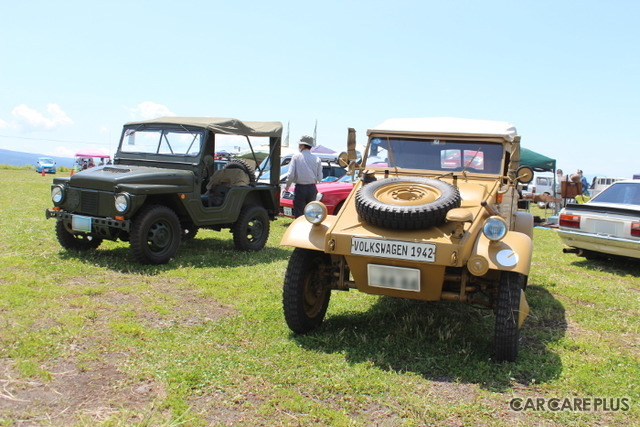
[205,168,250,207]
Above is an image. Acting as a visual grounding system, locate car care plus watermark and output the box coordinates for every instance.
[509,397,631,412]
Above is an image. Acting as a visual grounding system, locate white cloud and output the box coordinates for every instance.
[11,104,73,131]
[0,117,17,131]
[47,146,76,158]
[128,101,175,120]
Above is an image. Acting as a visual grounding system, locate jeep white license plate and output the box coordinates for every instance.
[283,207,293,217]
[368,264,420,292]
[351,237,436,262]
[72,215,92,233]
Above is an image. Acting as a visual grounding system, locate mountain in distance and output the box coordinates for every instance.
[0,149,75,167]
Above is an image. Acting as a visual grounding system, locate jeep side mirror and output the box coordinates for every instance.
[338,152,349,168]
[515,165,534,184]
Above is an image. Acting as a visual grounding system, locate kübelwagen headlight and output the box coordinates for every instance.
[304,201,327,224]
[51,185,65,204]
[482,216,507,241]
[114,193,131,213]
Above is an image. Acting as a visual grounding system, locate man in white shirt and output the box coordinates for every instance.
[285,135,323,217]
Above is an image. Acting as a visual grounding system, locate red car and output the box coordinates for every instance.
[280,174,356,217]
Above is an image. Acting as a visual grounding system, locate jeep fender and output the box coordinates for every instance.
[470,231,532,276]
[280,216,337,251]
[512,211,534,238]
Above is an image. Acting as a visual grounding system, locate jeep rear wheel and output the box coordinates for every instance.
[283,248,332,333]
[494,271,526,362]
[232,205,269,251]
[130,205,181,265]
[55,220,102,251]
[355,177,461,230]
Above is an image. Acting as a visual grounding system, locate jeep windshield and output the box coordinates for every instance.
[119,127,203,156]
[365,137,504,174]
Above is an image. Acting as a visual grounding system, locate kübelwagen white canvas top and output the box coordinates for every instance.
[369,117,518,142]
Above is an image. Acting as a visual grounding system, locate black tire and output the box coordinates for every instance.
[355,177,461,230]
[181,222,199,241]
[232,205,270,251]
[283,248,332,333]
[224,159,256,184]
[495,271,526,362]
[55,220,102,251]
[333,201,344,215]
[130,205,181,265]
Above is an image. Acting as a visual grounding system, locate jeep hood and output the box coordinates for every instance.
[67,165,193,192]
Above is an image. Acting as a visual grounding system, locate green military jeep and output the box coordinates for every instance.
[281,118,535,362]
[47,117,282,264]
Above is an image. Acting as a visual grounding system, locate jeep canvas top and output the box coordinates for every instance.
[47,117,282,265]
[280,117,534,362]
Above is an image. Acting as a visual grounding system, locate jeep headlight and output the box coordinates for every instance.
[51,185,65,204]
[483,216,507,241]
[304,201,327,225]
[114,193,131,213]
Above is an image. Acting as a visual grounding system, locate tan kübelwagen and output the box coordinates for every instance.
[280,117,535,362]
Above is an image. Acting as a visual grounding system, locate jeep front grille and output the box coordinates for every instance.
[80,191,99,215]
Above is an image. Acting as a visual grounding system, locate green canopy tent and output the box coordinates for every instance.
[519,147,556,172]
[518,147,561,212]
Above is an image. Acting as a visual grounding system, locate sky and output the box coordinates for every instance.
[1,0,638,179]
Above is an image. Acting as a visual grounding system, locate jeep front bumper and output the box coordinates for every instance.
[46,209,131,233]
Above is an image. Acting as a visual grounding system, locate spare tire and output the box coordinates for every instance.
[355,177,461,230]
[224,159,256,184]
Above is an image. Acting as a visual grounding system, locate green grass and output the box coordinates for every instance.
[0,169,638,426]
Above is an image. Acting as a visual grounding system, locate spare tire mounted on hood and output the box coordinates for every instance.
[355,177,461,230]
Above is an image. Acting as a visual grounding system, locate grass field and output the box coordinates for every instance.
[0,168,638,426]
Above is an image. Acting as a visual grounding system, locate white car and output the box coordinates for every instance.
[558,180,640,259]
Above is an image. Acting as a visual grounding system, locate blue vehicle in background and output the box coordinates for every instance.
[36,157,56,174]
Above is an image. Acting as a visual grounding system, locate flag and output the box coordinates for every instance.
[284,121,290,147]
[313,119,317,146]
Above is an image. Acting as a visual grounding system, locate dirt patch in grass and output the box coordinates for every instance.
[0,358,165,425]
[1,278,236,425]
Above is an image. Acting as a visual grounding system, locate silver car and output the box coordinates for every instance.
[558,180,640,259]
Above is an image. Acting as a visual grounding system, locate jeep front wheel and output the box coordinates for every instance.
[55,220,102,251]
[283,248,332,333]
[232,205,270,251]
[130,205,181,265]
[494,271,526,362]
[355,177,461,230]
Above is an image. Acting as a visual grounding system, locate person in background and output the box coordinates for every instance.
[577,169,590,196]
[285,135,322,218]
[555,169,563,194]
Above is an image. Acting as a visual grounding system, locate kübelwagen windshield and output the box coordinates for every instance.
[365,137,504,174]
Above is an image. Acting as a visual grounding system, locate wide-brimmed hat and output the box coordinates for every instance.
[299,135,314,147]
